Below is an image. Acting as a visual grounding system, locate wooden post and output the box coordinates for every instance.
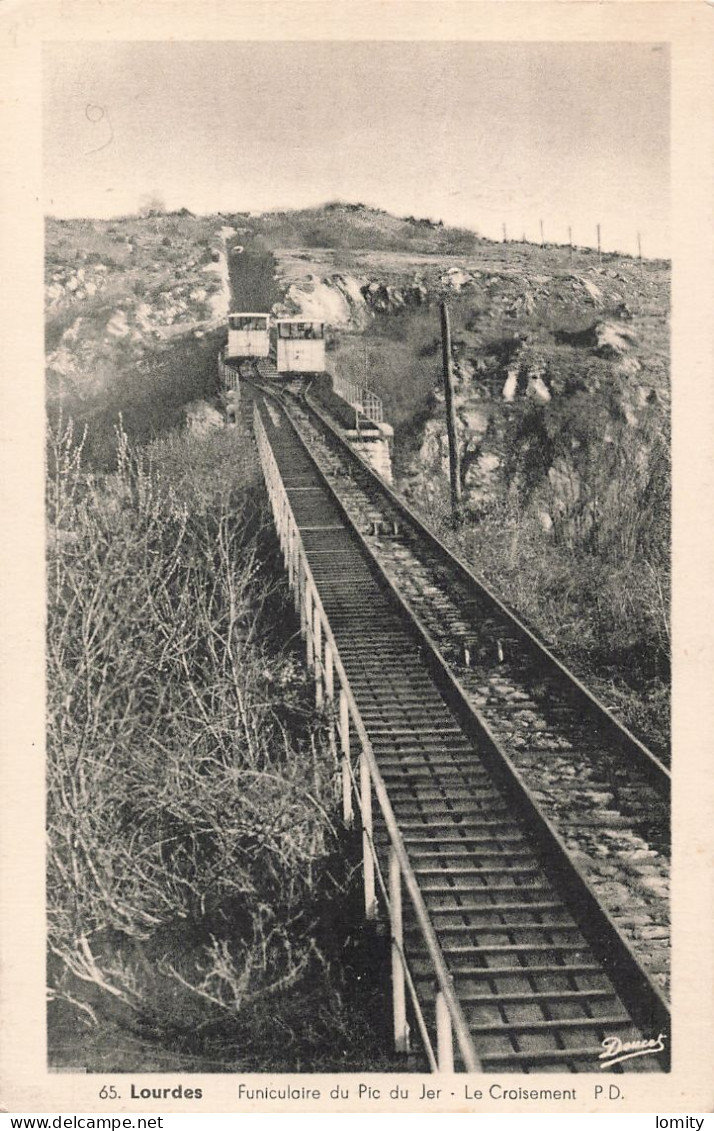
[440,302,462,523]
[324,644,336,761]
[288,522,296,594]
[280,496,288,558]
[340,690,353,826]
[324,641,334,702]
[389,848,409,1053]
[293,534,302,614]
[502,222,507,243]
[436,991,454,1073]
[540,219,544,246]
[299,560,307,638]
[305,583,314,669]
[568,226,573,254]
[360,752,377,919]
[314,605,323,708]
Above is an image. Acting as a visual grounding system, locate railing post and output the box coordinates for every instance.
[283,498,290,561]
[298,559,307,638]
[324,642,334,701]
[314,605,323,708]
[293,540,302,614]
[360,751,377,919]
[436,991,454,1073]
[340,690,353,827]
[276,493,284,554]
[389,847,409,1054]
[288,520,297,593]
[305,583,314,669]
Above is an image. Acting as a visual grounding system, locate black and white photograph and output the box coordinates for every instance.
[1,0,713,1117]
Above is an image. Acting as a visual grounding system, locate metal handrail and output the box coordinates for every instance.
[218,351,238,392]
[253,401,481,1073]
[361,387,384,425]
[332,373,384,426]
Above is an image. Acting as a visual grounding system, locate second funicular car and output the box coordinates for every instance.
[226,313,270,360]
[271,319,326,375]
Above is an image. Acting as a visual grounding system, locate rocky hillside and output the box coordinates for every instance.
[45,212,235,466]
[45,202,670,750]
[266,231,668,546]
[251,211,670,752]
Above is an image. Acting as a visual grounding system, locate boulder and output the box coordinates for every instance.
[593,320,637,357]
[185,401,224,435]
[440,267,472,291]
[106,310,130,338]
[526,375,551,402]
[459,406,489,435]
[578,277,603,304]
[502,368,518,402]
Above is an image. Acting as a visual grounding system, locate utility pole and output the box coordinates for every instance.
[540,219,545,247]
[502,222,507,243]
[440,301,462,523]
[637,230,643,272]
[568,225,573,252]
[597,223,601,261]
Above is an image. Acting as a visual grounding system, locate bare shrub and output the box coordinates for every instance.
[46,416,347,1059]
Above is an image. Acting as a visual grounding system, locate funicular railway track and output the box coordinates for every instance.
[241,372,670,1075]
[254,366,671,993]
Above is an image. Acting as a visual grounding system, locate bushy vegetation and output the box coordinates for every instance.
[249,203,481,255]
[407,427,670,757]
[46,329,224,471]
[46,417,396,1071]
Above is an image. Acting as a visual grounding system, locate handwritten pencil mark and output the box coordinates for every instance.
[85,104,114,155]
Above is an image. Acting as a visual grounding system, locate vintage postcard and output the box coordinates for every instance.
[1,0,713,1116]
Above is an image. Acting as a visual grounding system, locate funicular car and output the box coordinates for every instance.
[271,319,326,375]
[226,313,270,360]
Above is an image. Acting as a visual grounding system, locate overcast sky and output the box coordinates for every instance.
[43,41,670,256]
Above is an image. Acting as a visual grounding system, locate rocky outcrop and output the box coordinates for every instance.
[361,279,429,313]
[185,400,225,435]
